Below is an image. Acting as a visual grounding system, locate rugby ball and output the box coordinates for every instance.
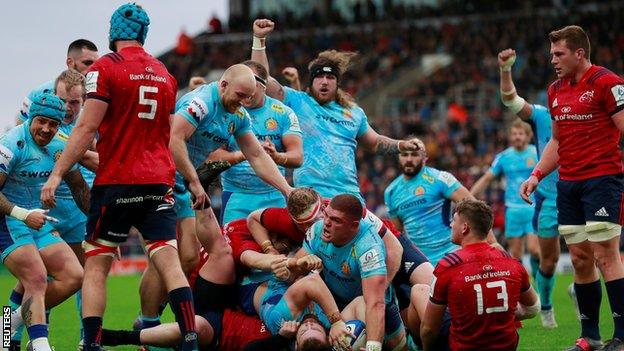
[344,319,366,351]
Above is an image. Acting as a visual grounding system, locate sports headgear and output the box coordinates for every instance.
[109,3,150,51]
[309,64,340,82]
[29,92,65,123]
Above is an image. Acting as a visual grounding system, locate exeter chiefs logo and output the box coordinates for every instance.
[265,118,278,131]
[341,262,351,275]
[53,150,62,162]
[414,186,425,196]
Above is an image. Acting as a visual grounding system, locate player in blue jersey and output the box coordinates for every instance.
[292,194,407,351]
[249,19,421,201]
[471,120,540,264]
[498,48,560,329]
[1,93,90,351]
[384,138,478,265]
[7,70,98,349]
[209,60,303,224]
[17,39,98,125]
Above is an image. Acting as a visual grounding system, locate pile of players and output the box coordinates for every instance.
[2,3,624,351]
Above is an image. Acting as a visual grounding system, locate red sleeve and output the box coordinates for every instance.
[430,262,451,305]
[85,57,112,102]
[228,229,262,266]
[260,207,304,243]
[596,72,624,116]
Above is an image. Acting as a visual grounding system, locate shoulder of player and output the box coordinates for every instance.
[385,175,404,195]
[587,65,623,86]
[435,250,467,273]
[548,78,564,95]
[95,52,126,66]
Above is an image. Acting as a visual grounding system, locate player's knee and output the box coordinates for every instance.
[180,252,200,275]
[570,251,595,274]
[195,316,211,339]
[22,271,48,294]
[540,258,557,274]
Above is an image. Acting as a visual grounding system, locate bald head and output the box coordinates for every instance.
[219,64,256,113]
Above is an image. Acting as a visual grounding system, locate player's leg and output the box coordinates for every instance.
[195,207,235,284]
[138,262,167,328]
[2,219,26,348]
[101,316,214,347]
[383,298,408,351]
[558,179,603,350]
[535,197,560,327]
[139,184,199,350]
[404,284,429,337]
[38,239,83,308]
[583,174,624,347]
[505,207,526,260]
[177,217,200,276]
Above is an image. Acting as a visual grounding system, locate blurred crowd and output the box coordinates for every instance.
[160,1,624,234]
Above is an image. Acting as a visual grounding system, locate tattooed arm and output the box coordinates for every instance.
[358,128,422,155]
[64,169,90,214]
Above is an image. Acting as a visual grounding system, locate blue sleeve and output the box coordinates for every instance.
[356,108,370,138]
[357,236,387,279]
[303,222,320,255]
[529,104,550,123]
[234,110,253,138]
[281,106,302,137]
[383,185,398,219]
[283,87,306,108]
[436,171,461,198]
[490,153,504,177]
[0,135,20,175]
[175,91,210,129]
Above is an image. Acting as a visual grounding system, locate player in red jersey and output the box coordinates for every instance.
[520,25,624,351]
[40,4,199,350]
[421,200,539,351]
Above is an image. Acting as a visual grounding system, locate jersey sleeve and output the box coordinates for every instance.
[0,137,19,175]
[176,93,210,129]
[85,62,111,103]
[529,104,550,123]
[302,222,321,255]
[283,87,306,108]
[234,110,253,138]
[228,230,262,265]
[436,170,461,198]
[260,208,304,242]
[597,73,624,117]
[356,108,370,138]
[490,153,503,176]
[429,265,450,305]
[357,238,387,279]
[281,106,302,137]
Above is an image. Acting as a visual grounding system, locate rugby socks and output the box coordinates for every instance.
[530,255,540,281]
[168,287,198,350]
[27,324,52,350]
[9,290,24,342]
[139,314,161,328]
[575,280,602,340]
[83,316,103,350]
[76,290,84,339]
[605,278,624,339]
[536,269,556,310]
[100,329,141,346]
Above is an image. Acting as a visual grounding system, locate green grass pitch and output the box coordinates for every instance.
[0,273,616,350]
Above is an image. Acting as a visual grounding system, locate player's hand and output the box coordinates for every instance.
[278,320,299,338]
[498,49,517,71]
[329,320,355,351]
[41,175,62,208]
[188,179,210,210]
[25,209,58,230]
[282,67,299,83]
[520,175,538,205]
[188,76,206,90]
[399,137,425,152]
[253,19,275,38]
[262,137,278,159]
[271,257,291,281]
[297,254,323,271]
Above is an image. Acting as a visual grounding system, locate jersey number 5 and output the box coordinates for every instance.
[473,280,509,315]
[138,85,158,120]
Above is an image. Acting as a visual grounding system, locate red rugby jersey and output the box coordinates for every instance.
[430,243,530,351]
[548,65,624,180]
[85,46,178,186]
[219,309,271,351]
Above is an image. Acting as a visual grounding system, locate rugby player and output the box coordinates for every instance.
[521,25,624,350]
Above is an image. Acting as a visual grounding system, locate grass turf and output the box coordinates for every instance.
[0,273,616,350]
